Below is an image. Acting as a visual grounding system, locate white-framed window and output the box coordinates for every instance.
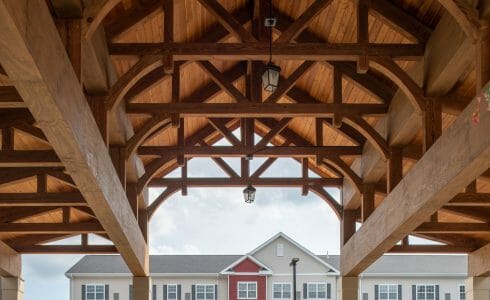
[276,244,284,257]
[168,284,178,300]
[307,283,327,300]
[238,282,257,299]
[416,285,436,300]
[273,283,292,299]
[196,284,215,300]
[86,284,105,300]
[378,284,398,300]
[459,285,465,300]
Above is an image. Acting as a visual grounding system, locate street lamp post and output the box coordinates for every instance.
[290,258,300,300]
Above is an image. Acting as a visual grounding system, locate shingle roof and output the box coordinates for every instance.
[66,255,242,275]
[318,255,467,276]
[66,254,467,276]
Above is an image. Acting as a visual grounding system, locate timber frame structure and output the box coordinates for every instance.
[0,0,489,299]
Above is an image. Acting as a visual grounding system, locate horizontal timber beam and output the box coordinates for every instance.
[108,42,425,60]
[126,103,388,117]
[414,222,490,234]
[446,193,490,206]
[0,0,148,276]
[138,146,363,157]
[340,91,490,276]
[0,150,62,167]
[0,192,86,206]
[148,177,343,188]
[389,244,474,253]
[14,244,118,254]
[0,223,105,234]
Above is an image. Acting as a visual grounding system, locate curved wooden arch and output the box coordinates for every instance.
[310,185,342,219]
[125,114,172,160]
[343,115,390,160]
[368,56,425,114]
[107,55,162,111]
[148,185,181,219]
[324,156,362,193]
[83,0,122,40]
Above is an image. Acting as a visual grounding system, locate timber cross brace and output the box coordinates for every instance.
[0,0,489,287]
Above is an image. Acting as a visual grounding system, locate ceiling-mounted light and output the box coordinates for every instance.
[243,184,256,203]
[262,0,280,92]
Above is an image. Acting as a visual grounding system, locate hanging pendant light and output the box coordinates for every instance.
[243,184,256,203]
[262,0,280,92]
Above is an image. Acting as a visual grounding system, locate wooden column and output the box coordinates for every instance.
[386,147,403,193]
[0,277,23,300]
[361,183,374,222]
[302,158,309,196]
[341,209,357,246]
[133,276,151,300]
[423,97,442,152]
[163,0,174,74]
[315,118,324,164]
[469,244,490,277]
[465,277,490,300]
[110,146,127,189]
[339,276,358,300]
[0,241,20,278]
[356,0,369,73]
[333,67,343,128]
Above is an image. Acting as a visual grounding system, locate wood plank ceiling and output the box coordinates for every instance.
[0,0,487,256]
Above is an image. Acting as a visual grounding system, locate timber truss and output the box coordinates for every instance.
[0,0,488,279]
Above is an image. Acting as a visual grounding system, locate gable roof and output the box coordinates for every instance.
[248,232,340,274]
[220,255,272,274]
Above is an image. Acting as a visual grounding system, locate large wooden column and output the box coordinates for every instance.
[133,277,151,300]
[0,277,23,300]
[0,0,148,276]
[465,277,490,300]
[339,276,358,300]
[0,242,20,278]
[341,91,490,276]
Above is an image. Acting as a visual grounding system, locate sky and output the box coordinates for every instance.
[21,152,343,300]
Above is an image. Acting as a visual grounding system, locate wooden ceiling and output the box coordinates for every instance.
[0,0,488,260]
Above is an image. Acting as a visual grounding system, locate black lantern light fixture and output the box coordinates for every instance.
[262,0,280,92]
[243,184,256,203]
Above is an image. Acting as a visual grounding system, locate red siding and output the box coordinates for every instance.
[229,275,267,300]
[233,258,262,272]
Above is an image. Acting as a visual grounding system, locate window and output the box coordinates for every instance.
[86,284,105,300]
[378,285,398,300]
[238,282,257,299]
[276,244,284,257]
[459,285,465,300]
[307,283,327,299]
[273,283,292,299]
[416,285,436,300]
[196,285,215,300]
[168,284,178,300]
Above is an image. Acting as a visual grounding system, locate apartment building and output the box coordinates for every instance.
[66,233,468,300]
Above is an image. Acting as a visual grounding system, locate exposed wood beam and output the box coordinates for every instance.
[264,61,316,103]
[363,0,432,43]
[14,244,118,254]
[0,150,62,167]
[126,103,389,117]
[414,222,490,234]
[323,118,367,146]
[446,193,490,206]
[197,61,248,102]
[275,0,333,43]
[441,207,490,222]
[163,0,174,74]
[105,0,162,40]
[0,223,105,234]
[255,118,291,148]
[469,244,490,276]
[108,42,425,60]
[0,86,25,108]
[208,118,241,146]
[341,94,490,276]
[138,145,363,157]
[148,177,343,188]
[196,0,256,42]
[389,245,474,253]
[0,0,148,276]
[0,192,86,206]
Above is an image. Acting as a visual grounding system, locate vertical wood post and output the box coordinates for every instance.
[357,0,369,74]
[341,209,357,246]
[423,97,442,152]
[315,118,324,165]
[361,183,374,222]
[386,146,403,193]
[333,67,343,128]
